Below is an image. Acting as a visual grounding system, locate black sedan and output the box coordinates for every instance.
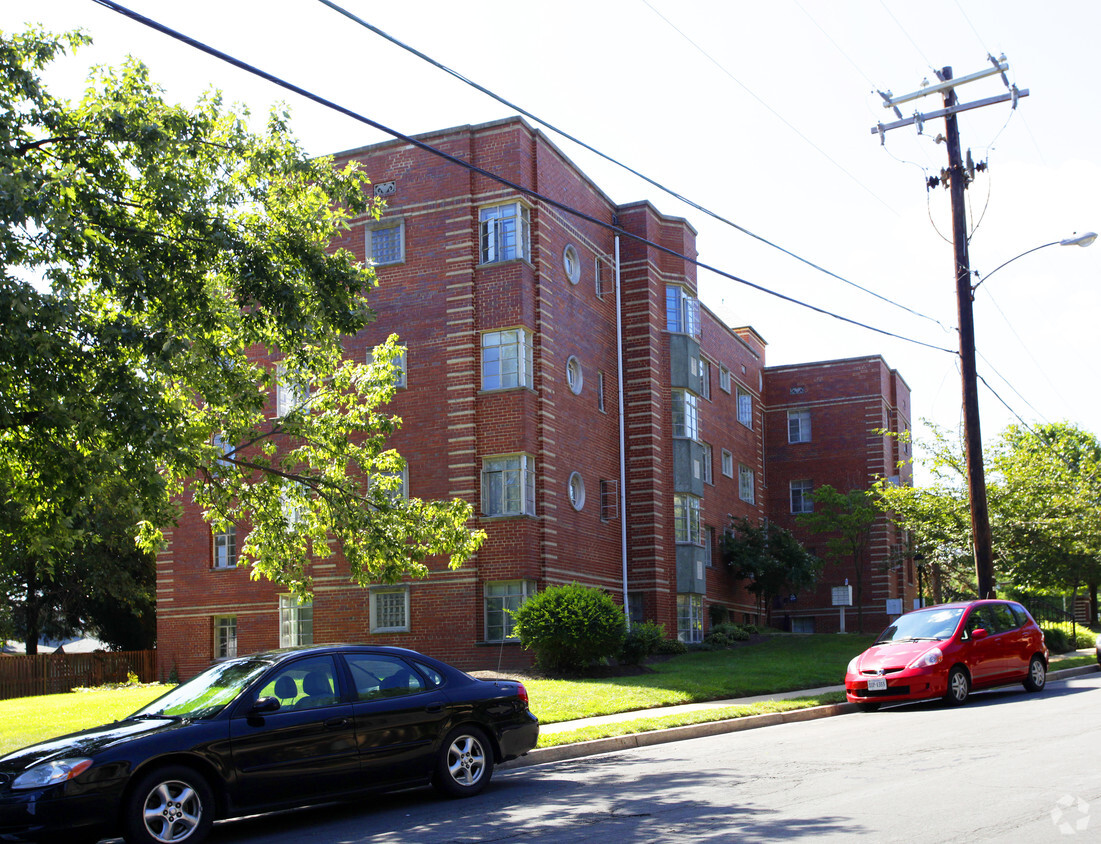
[0,644,538,844]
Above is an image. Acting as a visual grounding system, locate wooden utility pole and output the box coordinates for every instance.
[872,58,1027,600]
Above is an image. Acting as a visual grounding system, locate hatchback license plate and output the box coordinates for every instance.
[867,676,887,691]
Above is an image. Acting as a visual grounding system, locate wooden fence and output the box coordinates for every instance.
[0,650,157,700]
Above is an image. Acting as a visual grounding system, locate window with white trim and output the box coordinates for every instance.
[600,479,617,521]
[370,587,410,632]
[595,258,608,298]
[677,594,703,643]
[480,202,530,264]
[721,449,734,478]
[790,479,814,514]
[369,463,408,503]
[276,363,308,417]
[563,244,581,284]
[367,221,405,265]
[485,580,537,642]
[671,390,699,440]
[279,596,313,647]
[788,409,811,443]
[700,359,711,400]
[704,527,715,567]
[665,285,700,336]
[597,370,606,412]
[566,356,583,394]
[367,345,407,389]
[214,615,237,659]
[568,472,586,510]
[719,365,731,393]
[739,464,755,504]
[213,525,236,569]
[482,454,536,516]
[674,493,702,544]
[701,442,713,485]
[736,387,753,428]
[481,328,533,390]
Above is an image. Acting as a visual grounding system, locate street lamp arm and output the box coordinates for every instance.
[971,231,1096,297]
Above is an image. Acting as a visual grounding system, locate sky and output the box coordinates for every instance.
[5,0,1099,479]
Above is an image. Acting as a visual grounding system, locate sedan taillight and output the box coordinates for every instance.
[514,681,529,707]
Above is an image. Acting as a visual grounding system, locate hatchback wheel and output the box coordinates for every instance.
[1023,655,1046,692]
[122,765,214,844]
[943,666,970,706]
[434,726,494,798]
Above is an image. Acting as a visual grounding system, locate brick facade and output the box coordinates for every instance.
[157,118,912,679]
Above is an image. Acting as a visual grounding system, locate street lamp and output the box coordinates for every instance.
[960,231,1096,599]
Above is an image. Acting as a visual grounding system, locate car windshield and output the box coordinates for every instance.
[875,607,965,644]
[130,657,274,720]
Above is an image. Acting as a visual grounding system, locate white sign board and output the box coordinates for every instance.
[831,585,853,607]
[885,598,903,616]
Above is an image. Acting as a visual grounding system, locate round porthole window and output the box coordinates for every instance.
[566,356,583,395]
[563,244,581,285]
[568,472,586,510]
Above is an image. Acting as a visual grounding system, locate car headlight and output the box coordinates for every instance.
[907,648,943,670]
[12,758,93,790]
[846,656,860,674]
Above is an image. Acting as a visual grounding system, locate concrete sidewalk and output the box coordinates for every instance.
[503,661,1099,769]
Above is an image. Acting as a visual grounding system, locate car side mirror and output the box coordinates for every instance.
[250,696,282,715]
[971,628,988,641]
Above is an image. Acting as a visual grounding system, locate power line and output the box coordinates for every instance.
[314,0,950,334]
[92,0,958,356]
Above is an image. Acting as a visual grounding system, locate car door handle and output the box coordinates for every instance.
[425,703,444,713]
[325,717,351,729]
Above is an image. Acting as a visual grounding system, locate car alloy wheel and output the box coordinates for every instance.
[943,666,970,706]
[1023,655,1046,692]
[123,765,214,844]
[434,726,494,798]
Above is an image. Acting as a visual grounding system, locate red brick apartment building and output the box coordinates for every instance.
[157,118,914,679]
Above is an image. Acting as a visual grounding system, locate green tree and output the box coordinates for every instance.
[0,29,484,651]
[797,485,879,632]
[721,517,821,625]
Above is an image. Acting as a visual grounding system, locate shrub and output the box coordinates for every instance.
[742,624,759,635]
[708,603,729,626]
[511,583,626,673]
[654,637,688,655]
[1042,626,1071,654]
[620,621,666,665]
[703,622,750,648]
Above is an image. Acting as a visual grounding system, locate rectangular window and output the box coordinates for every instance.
[673,493,702,544]
[279,596,313,647]
[719,365,731,393]
[597,370,606,412]
[484,580,537,642]
[595,258,607,298]
[677,594,703,643]
[367,221,405,265]
[482,454,536,516]
[671,390,699,440]
[480,202,530,263]
[701,443,713,485]
[665,285,700,336]
[721,449,734,478]
[367,345,408,389]
[214,615,237,659]
[370,465,408,503]
[370,587,409,632]
[700,360,711,400]
[600,479,617,521]
[213,525,236,569]
[788,409,811,443]
[704,527,715,567]
[790,479,814,514]
[739,464,755,503]
[276,363,308,417]
[737,387,753,428]
[481,328,533,390]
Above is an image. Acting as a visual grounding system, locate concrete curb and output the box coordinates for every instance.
[501,663,1098,770]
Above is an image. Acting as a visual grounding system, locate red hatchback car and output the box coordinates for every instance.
[845,599,1048,710]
